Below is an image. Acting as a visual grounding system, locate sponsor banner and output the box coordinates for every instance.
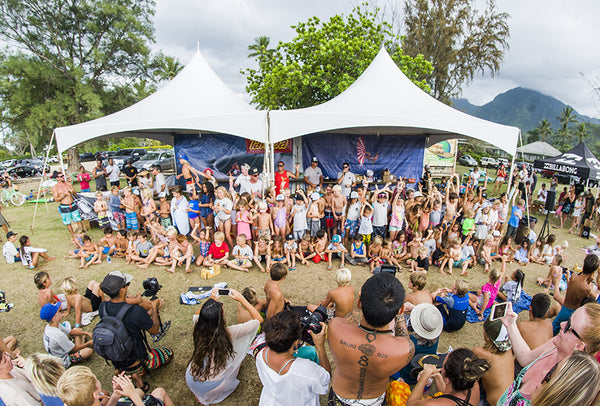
[542,162,579,175]
[425,140,457,167]
[301,133,425,181]
[246,139,292,154]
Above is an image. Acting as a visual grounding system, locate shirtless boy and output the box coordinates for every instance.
[331,185,347,235]
[35,271,59,307]
[78,235,100,269]
[176,158,198,194]
[122,186,139,231]
[404,274,433,311]
[311,268,355,318]
[328,273,413,405]
[264,263,289,318]
[51,171,81,237]
[61,277,104,327]
[306,193,322,237]
[551,254,599,335]
[472,318,514,406]
[256,201,273,241]
[439,237,462,275]
[313,229,329,264]
[94,191,109,229]
[517,293,553,350]
[253,236,271,273]
[98,227,117,262]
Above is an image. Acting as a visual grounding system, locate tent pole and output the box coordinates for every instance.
[507,146,517,202]
[32,131,55,234]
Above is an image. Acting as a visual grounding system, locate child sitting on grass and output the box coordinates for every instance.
[228,234,254,272]
[404,273,433,311]
[61,277,104,327]
[315,268,355,318]
[409,246,429,274]
[98,227,117,263]
[19,235,55,269]
[253,236,271,273]
[469,256,507,320]
[165,234,194,273]
[297,234,316,265]
[432,279,469,332]
[438,237,461,276]
[190,225,211,266]
[269,235,287,267]
[75,235,99,269]
[368,235,384,273]
[325,234,347,270]
[204,231,230,268]
[346,235,368,266]
[34,271,61,308]
[536,254,564,289]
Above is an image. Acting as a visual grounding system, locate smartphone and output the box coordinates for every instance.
[490,303,508,321]
[218,289,230,296]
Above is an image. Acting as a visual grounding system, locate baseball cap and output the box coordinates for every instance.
[492,230,501,237]
[40,302,61,321]
[250,167,259,175]
[350,191,359,199]
[158,192,166,198]
[332,234,341,243]
[295,193,304,201]
[100,271,133,296]
[484,318,512,352]
[310,192,320,201]
[6,231,17,239]
[286,233,294,241]
[311,157,319,163]
[241,163,251,170]
[133,189,140,196]
[276,194,285,201]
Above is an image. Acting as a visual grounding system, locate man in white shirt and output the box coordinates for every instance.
[151,165,167,196]
[303,157,323,191]
[240,167,263,200]
[337,162,356,197]
[234,163,251,190]
[105,158,120,188]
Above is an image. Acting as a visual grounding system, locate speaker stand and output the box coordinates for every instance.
[538,211,550,242]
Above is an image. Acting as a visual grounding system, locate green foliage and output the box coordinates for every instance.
[556,106,578,149]
[152,53,184,81]
[247,36,275,59]
[242,5,433,110]
[402,0,510,104]
[0,0,168,165]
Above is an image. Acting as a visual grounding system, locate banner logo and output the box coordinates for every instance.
[246,140,292,154]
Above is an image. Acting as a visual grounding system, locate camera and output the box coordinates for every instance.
[142,277,162,300]
[373,264,398,276]
[300,306,328,346]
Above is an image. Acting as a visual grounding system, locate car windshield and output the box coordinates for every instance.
[141,152,161,160]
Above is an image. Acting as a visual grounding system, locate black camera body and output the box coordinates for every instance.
[142,277,162,300]
[373,264,398,276]
[300,306,328,346]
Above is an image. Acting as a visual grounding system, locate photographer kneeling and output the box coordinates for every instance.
[255,310,331,405]
[96,271,173,391]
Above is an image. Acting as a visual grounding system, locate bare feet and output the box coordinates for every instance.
[48,256,56,262]
[165,268,175,273]
[137,263,149,269]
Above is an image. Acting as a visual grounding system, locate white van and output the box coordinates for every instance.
[480,157,497,168]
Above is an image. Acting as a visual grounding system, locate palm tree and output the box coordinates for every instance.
[248,36,274,59]
[155,56,184,81]
[557,106,578,149]
[535,119,553,141]
[575,122,589,143]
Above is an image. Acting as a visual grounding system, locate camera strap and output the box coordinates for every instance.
[358,324,393,335]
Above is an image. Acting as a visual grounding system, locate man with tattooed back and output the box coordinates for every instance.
[327,272,413,406]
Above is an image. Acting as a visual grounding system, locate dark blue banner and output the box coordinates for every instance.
[174,134,292,181]
[302,133,425,181]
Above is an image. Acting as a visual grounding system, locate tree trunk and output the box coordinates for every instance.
[67,147,80,172]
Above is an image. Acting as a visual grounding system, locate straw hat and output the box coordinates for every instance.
[411,303,443,340]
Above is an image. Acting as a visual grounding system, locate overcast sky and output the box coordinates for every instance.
[153,0,600,118]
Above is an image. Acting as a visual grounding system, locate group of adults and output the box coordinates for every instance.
[274,157,357,196]
[86,158,166,196]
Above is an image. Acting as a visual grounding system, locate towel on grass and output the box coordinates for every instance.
[467,292,532,323]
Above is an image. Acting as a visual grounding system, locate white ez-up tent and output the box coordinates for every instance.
[269,48,520,156]
[54,50,267,151]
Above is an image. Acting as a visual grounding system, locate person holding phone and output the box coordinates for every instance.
[186,288,263,405]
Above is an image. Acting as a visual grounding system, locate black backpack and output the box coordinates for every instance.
[93,302,134,363]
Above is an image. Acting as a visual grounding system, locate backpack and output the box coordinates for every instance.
[93,302,134,363]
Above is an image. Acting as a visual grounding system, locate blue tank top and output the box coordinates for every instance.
[188,199,199,219]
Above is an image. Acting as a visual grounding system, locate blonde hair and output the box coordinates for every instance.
[25,353,65,396]
[410,273,427,290]
[94,191,103,198]
[332,185,342,192]
[372,235,383,246]
[258,201,268,210]
[560,240,569,250]
[336,268,352,287]
[417,246,428,256]
[582,303,600,355]
[532,351,600,406]
[216,186,228,198]
[57,366,97,406]
[455,280,469,296]
[214,231,225,241]
[61,277,78,295]
[111,185,119,192]
[34,271,50,290]
[489,268,501,283]
[166,226,178,237]
[142,187,153,199]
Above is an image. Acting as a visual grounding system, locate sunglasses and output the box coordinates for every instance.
[277,164,284,167]
[343,166,349,168]
[563,318,582,340]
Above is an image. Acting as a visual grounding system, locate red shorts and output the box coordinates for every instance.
[313,253,328,264]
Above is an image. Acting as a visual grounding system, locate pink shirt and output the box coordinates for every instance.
[481,280,501,309]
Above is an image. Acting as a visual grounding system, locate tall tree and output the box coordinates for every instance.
[575,121,589,143]
[535,119,553,141]
[556,106,577,149]
[402,0,510,104]
[0,0,163,170]
[242,6,432,110]
[247,36,275,59]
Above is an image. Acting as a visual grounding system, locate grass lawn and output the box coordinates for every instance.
[0,179,594,405]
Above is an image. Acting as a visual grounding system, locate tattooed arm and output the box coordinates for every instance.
[394,313,415,360]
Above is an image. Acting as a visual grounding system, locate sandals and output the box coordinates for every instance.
[327,265,332,270]
[152,321,172,342]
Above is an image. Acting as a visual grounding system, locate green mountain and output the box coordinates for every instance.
[453,87,600,133]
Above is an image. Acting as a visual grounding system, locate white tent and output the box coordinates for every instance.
[54,50,266,153]
[269,48,520,156]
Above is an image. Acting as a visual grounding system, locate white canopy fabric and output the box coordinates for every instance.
[269,48,520,155]
[54,50,266,153]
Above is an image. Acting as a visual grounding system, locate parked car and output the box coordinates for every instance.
[480,156,497,168]
[19,159,50,173]
[133,150,175,172]
[496,158,509,168]
[79,152,97,162]
[458,154,478,167]
[111,148,147,169]
[7,164,42,178]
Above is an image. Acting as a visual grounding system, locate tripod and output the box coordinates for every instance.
[538,211,550,242]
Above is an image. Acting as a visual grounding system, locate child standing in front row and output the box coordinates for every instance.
[358,203,374,244]
[284,234,298,271]
[94,191,109,229]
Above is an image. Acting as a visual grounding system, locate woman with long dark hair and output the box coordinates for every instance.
[186,289,262,405]
[199,182,215,239]
[406,348,490,405]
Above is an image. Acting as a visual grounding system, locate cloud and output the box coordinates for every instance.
[153,0,600,117]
